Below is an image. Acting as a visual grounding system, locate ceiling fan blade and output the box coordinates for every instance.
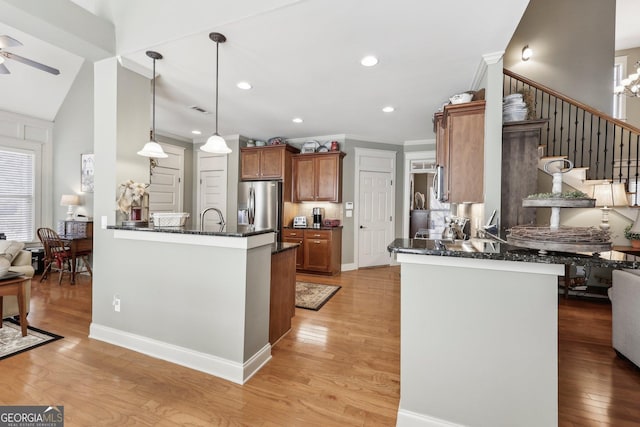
[0,63,10,74]
[3,51,59,75]
[0,35,22,49]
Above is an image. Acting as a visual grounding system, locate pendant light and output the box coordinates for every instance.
[200,32,232,154]
[137,51,168,158]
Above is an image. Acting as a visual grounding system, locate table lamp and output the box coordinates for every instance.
[60,194,80,220]
[590,181,628,230]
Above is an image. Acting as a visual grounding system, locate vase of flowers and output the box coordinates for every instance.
[624,224,640,248]
[117,180,149,224]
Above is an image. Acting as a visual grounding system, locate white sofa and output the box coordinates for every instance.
[610,269,640,368]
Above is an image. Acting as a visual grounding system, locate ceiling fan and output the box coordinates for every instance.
[0,35,60,75]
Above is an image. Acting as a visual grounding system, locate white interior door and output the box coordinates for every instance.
[148,144,184,214]
[358,170,393,267]
[199,170,227,229]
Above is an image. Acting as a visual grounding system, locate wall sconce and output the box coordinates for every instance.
[521,45,533,61]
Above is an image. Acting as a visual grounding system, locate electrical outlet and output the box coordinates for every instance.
[113,295,121,312]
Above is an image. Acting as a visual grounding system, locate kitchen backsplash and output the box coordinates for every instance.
[287,202,343,226]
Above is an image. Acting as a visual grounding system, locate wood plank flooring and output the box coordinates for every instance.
[1,267,639,426]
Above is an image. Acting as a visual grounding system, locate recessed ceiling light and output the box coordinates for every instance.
[191,130,202,135]
[360,56,378,67]
[382,106,395,113]
[292,118,303,124]
[237,81,252,90]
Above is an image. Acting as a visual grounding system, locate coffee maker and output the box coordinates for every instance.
[312,207,324,228]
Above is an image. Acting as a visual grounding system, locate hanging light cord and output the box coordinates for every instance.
[152,57,156,140]
[215,39,220,136]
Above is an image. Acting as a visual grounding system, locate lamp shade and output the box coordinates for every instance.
[590,182,628,207]
[201,134,232,154]
[137,141,168,158]
[60,194,80,206]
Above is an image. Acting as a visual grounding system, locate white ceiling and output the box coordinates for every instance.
[67,0,530,144]
[6,0,637,145]
[615,0,640,50]
[0,22,83,121]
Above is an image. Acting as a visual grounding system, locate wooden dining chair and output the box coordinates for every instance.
[37,227,73,284]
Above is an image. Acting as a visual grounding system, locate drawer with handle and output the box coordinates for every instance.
[304,229,331,240]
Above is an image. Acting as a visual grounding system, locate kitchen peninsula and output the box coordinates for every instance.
[90,224,284,385]
[388,238,639,427]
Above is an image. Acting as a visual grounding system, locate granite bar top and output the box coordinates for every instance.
[108,224,274,238]
[283,226,343,230]
[388,238,640,269]
[271,242,300,254]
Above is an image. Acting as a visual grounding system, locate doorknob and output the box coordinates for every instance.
[360,225,366,229]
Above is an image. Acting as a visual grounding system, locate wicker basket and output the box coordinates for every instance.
[151,212,189,227]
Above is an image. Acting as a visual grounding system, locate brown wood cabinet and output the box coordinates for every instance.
[292,152,345,202]
[501,119,548,236]
[282,229,305,269]
[240,145,300,201]
[434,100,485,203]
[282,228,342,275]
[269,246,297,345]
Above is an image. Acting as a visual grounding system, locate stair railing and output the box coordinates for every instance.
[504,68,640,199]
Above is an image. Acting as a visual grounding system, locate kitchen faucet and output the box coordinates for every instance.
[200,207,225,231]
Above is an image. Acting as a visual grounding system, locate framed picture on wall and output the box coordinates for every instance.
[81,153,95,193]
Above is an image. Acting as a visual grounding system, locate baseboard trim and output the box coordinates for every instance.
[89,323,271,385]
[397,409,464,427]
[341,263,357,271]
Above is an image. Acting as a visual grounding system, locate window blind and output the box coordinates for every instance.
[0,149,34,241]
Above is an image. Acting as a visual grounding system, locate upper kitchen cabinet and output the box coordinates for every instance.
[435,100,485,203]
[240,144,300,180]
[292,152,346,202]
[240,144,300,201]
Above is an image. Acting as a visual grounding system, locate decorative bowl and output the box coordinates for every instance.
[449,93,473,104]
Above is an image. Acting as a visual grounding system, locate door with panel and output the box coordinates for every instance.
[148,144,184,214]
[358,170,394,267]
[199,170,227,230]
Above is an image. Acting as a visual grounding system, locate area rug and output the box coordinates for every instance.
[295,282,341,311]
[0,318,63,361]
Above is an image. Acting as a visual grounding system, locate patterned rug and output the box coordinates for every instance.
[0,318,63,360]
[295,282,341,311]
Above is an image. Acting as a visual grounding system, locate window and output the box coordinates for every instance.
[614,56,627,120]
[0,147,35,241]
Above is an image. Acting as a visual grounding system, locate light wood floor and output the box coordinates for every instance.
[1,267,639,426]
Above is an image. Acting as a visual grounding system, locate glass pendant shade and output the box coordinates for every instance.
[201,32,232,155]
[201,133,231,154]
[138,140,168,158]
[138,51,167,159]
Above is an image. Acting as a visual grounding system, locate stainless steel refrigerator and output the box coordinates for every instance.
[237,180,282,240]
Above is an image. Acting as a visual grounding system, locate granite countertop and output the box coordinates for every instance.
[108,224,274,237]
[388,238,640,269]
[283,226,343,230]
[271,242,300,254]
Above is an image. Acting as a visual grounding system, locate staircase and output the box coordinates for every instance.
[504,69,640,206]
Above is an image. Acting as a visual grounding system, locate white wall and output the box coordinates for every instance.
[53,59,95,224]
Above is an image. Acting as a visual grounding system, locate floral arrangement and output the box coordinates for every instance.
[624,224,640,241]
[117,180,149,214]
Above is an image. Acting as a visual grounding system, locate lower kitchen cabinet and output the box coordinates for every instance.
[282,228,342,275]
[282,229,305,269]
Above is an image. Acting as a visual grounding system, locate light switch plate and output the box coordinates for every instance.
[345,202,354,210]
[346,210,353,218]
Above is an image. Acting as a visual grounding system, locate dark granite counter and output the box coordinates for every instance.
[388,238,640,269]
[271,242,299,254]
[108,224,274,238]
[283,226,343,230]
